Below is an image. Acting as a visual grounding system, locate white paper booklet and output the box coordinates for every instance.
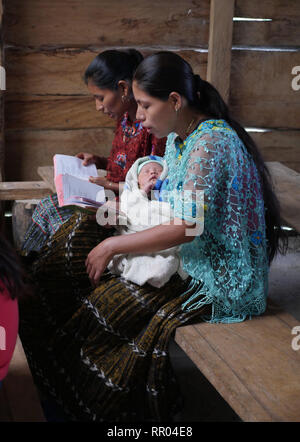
[53,154,106,209]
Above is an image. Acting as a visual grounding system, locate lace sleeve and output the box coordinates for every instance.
[171,131,227,234]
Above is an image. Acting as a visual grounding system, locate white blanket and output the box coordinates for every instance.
[105,156,188,288]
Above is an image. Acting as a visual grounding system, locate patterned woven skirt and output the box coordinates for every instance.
[19,212,207,421]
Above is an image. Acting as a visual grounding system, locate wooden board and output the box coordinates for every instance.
[5,48,208,96]
[175,310,300,422]
[5,128,114,181]
[4,49,207,133]
[234,0,300,47]
[4,0,210,48]
[5,0,300,49]
[252,130,300,174]
[37,166,55,193]
[0,336,45,421]
[0,181,51,200]
[207,0,234,103]
[5,95,114,130]
[230,50,300,129]
[7,49,300,131]
[266,161,300,232]
[6,0,300,47]
[235,0,300,18]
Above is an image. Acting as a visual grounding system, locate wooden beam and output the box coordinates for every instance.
[37,166,55,193]
[4,0,210,48]
[5,49,207,96]
[207,0,235,103]
[0,181,51,200]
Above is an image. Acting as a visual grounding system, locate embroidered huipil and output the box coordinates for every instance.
[106,112,166,183]
[164,119,269,323]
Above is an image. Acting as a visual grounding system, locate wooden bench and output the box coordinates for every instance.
[175,308,300,422]
[175,162,300,422]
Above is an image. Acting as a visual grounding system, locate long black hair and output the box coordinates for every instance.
[0,235,27,299]
[133,51,288,264]
[84,49,144,91]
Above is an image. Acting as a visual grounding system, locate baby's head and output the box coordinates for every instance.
[137,160,163,195]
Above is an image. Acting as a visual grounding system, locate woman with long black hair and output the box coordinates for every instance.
[19,51,287,421]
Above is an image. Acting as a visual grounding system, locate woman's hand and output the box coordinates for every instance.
[76,152,107,169]
[89,176,110,188]
[85,238,115,286]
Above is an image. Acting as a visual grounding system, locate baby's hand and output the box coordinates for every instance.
[141,181,156,196]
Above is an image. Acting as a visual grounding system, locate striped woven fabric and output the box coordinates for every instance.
[19,212,208,421]
[22,193,74,253]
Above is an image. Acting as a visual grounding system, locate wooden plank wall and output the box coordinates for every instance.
[2,0,300,180]
[230,0,300,172]
[3,0,209,181]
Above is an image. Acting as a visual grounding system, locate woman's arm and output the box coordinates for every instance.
[88,176,124,193]
[85,218,195,286]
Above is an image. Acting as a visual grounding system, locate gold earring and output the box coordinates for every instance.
[122,95,128,103]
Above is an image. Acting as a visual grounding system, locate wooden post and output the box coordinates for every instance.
[207,0,235,103]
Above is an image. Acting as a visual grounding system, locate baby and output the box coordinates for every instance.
[97,156,187,288]
[136,159,164,198]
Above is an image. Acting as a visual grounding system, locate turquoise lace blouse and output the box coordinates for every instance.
[163,119,269,323]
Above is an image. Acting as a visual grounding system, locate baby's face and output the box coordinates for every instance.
[138,162,163,193]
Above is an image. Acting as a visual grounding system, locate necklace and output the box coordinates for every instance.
[185,117,196,137]
[175,117,208,164]
[185,116,208,138]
